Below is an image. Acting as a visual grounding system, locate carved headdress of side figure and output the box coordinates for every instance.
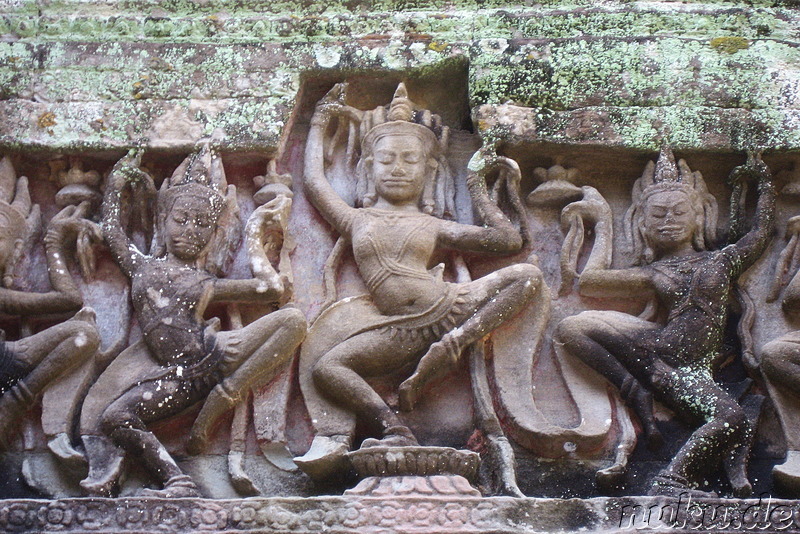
[154,144,242,275]
[0,157,40,287]
[355,83,455,219]
[624,146,718,264]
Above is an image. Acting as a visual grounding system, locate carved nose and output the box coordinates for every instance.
[391,164,406,176]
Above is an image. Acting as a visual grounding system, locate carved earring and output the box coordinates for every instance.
[361,158,377,208]
[421,166,435,215]
[364,177,377,208]
[693,212,705,251]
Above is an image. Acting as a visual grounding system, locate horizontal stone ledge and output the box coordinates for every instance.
[475,104,800,152]
[0,98,293,154]
[5,100,800,154]
[4,36,800,111]
[2,495,799,533]
[0,3,797,43]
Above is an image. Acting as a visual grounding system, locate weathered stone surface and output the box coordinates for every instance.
[1,2,799,151]
[3,0,800,531]
[3,495,800,533]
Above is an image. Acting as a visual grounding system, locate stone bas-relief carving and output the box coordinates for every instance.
[556,148,775,497]
[77,147,306,497]
[294,83,544,491]
[762,211,800,496]
[5,83,800,534]
[0,157,101,462]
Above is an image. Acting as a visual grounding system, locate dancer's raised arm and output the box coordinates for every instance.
[0,195,95,316]
[438,155,522,254]
[727,154,776,275]
[101,151,148,277]
[560,186,653,298]
[304,84,358,237]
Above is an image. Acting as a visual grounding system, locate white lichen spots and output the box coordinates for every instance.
[176,366,183,377]
[256,280,269,293]
[467,151,486,173]
[147,287,170,308]
[314,45,341,68]
[158,446,172,463]
[478,38,509,56]
[74,332,88,347]
[383,38,409,70]
[142,391,153,401]
[251,256,267,274]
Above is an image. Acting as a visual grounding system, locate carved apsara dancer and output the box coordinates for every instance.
[555,149,774,496]
[79,147,306,497]
[760,213,800,495]
[295,83,543,480]
[0,157,100,457]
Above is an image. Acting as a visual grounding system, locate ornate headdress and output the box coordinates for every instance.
[624,146,718,264]
[0,157,40,287]
[355,83,454,218]
[154,144,241,275]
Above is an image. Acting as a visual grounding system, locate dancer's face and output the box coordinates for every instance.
[371,134,432,206]
[165,196,218,261]
[643,190,697,254]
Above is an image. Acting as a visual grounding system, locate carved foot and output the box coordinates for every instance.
[726,457,753,498]
[732,479,753,498]
[648,472,717,498]
[596,463,627,489]
[47,433,87,470]
[228,450,260,496]
[294,435,350,481]
[80,435,125,496]
[773,450,800,496]
[186,428,210,457]
[483,435,524,497]
[398,378,420,412]
[399,339,459,412]
[361,426,418,448]
[139,475,201,498]
[187,384,238,455]
[620,377,662,450]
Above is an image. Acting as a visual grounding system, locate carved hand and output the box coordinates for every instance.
[245,200,289,298]
[560,186,612,230]
[728,150,771,188]
[312,83,363,125]
[46,201,102,278]
[466,154,518,200]
[787,215,800,237]
[110,149,151,187]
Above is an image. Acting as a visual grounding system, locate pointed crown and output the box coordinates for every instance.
[361,83,444,160]
[632,146,709,201]
[159,143,226,216]
[625,146,718,262]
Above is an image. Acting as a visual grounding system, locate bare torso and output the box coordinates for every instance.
[350,208,448,316]
[645,249,734,367]
[129,257,214,365]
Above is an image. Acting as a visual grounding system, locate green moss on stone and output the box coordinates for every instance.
[710,36,750,54]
